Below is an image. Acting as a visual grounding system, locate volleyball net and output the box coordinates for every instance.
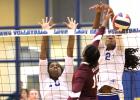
[0,28,140,100]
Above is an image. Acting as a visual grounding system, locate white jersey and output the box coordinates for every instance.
[39,57,74,100]
[98,48,125,90]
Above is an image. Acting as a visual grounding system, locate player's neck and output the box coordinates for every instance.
[50,76,59,81]
[106,46,116,51]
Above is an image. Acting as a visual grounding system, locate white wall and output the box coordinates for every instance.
[21,66,39,88]
[109,0,139,28]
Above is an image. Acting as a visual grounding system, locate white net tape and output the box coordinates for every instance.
[0,28,140,37]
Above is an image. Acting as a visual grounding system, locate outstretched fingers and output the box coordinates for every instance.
[39,17,55,29]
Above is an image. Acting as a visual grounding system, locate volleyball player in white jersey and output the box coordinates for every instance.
[99,35,125,89]
[39,17,78,100]
[90,3,125,100]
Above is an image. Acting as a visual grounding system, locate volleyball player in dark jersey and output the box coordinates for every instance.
[68,8,112,100]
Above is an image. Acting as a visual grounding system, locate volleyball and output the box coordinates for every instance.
[112,12,131,32]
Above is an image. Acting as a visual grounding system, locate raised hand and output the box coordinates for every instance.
[39,17,55,30]
[89,3,103,13]
[102,4,115,20]
[103,8,114,21]
[101,8,113,27]
[64,17,78,29]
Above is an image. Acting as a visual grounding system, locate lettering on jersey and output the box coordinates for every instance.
[55,81,60,86]
[105,52,111,60]
[49,81,60,87]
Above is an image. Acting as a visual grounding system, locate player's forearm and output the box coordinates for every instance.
[92,13,110,47]
[92,26,105,47]
[101,19,108,28]
[93,12,101,29]
[67,35,75,57]
[40,36,49,60]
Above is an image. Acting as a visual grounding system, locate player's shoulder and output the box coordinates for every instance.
[115,49,125,55]
[74,63,91,77]
[74,70,89,79]
[79,62,91,70]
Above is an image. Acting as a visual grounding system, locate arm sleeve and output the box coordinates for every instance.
[61,57,74,81]
[39,59,49,81]
[92,27,105,47]
[64,57,74,73]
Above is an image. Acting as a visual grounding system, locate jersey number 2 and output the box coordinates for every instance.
[105,52,111,60]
